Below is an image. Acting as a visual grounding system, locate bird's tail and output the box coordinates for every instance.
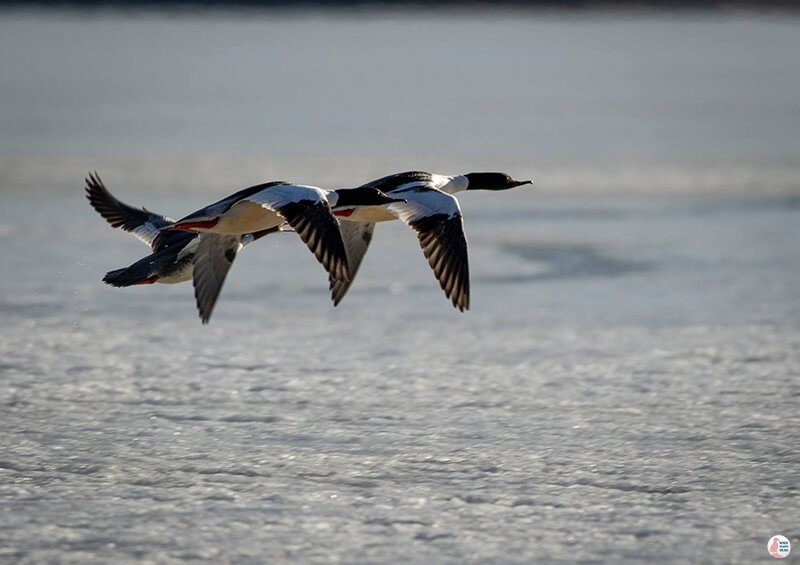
[103,258,162,287]
[103,266,159,287]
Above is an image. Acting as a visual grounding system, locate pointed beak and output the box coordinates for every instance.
[511,179,533,188]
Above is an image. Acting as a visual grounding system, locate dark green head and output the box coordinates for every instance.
[465,172,532,191]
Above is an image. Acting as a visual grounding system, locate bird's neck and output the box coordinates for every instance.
[433,174,469,195]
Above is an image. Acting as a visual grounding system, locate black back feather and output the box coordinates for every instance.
[362,171,433,193]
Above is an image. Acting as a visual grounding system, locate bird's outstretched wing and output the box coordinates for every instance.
[328,220,376,306]
[385,189,470,312]
[192,234,242,324]
[245,185,350,283]
[84,171,174,250]
[192,225,284,323]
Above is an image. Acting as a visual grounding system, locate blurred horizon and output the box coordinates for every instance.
[0,3,800,194]
[2,8,799,196]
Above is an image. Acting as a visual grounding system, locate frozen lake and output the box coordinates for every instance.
[1,9,799,563]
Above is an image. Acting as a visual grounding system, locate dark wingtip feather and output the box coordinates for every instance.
[329,276,347,307]
[191,236,241,325]
[85,170,110,210]
[84,171,165,236]
[326,221,374,308]
[410,214,470,313]
[194,269,217,325]
[278,200,352,285]
[85,170,129,230]
[194,278,215,325]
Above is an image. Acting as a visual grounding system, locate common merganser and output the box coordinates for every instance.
[85,172,280,322]
[167,182,402,321]
[330,171,532,311]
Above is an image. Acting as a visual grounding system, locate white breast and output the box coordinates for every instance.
[216,201,284,234]
[340,206,397,223]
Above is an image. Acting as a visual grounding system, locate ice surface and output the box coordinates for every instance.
[2,186,798,563]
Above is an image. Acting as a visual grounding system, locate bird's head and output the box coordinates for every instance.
[465,172,532,191]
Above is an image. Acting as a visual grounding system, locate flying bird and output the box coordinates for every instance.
[85,172,281,321]
[329,171,532,312]
[167,181,402,322]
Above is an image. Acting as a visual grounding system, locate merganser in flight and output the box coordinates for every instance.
[330,171,532,311]
[167,182,401,322]
[85,172,281,321]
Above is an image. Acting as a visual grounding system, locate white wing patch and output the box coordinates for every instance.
[383,189,470,311]
[132,221,171,249]
[243,184,329,211]
[385,188,462,224]
[238,184,350,281]
[382,174,462,196]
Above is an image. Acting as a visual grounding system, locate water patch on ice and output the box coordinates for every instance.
[487,242,650,283]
